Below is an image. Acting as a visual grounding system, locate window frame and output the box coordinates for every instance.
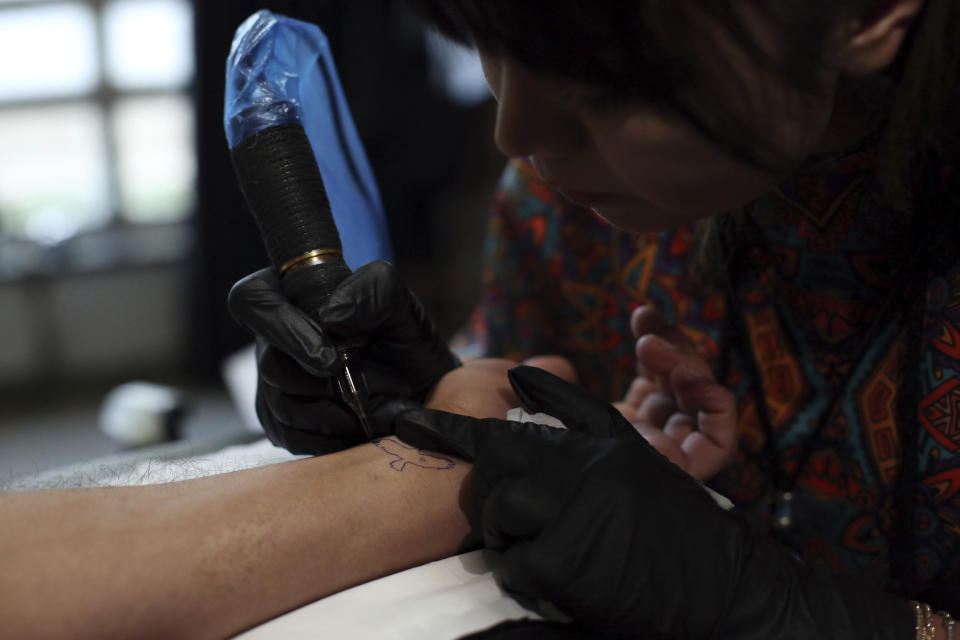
[0,0,196,273]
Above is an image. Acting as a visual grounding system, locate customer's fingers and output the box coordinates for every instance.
[635,335,713,398]
[636,391,678,428]
[663,413,696,443]
[669,365,738,481]
[621,376,655,408]
[630,306,697,347]
[631,306,712,379]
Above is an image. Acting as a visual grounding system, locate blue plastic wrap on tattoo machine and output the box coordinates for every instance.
[224,9,392,270]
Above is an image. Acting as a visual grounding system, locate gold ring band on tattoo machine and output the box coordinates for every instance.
[280,249,344,275]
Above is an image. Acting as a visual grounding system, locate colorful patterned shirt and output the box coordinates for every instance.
[464,143,960,610]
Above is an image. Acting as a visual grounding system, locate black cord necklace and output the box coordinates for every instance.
[724,279,907,534]
[717,198,936,536]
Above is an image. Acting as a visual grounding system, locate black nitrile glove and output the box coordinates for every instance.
[228,260,460,454]
[395,366,915,640]
[459,619,606,639]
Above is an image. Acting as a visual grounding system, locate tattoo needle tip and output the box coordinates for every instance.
[338,359,372,439]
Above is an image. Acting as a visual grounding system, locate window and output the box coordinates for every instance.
[0,0,195,247]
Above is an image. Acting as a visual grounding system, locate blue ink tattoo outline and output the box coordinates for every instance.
[373,438,456,472]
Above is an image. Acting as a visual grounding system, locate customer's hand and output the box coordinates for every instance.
[615,305,737,480]
[228,260,459,454]
[394,367,914,640]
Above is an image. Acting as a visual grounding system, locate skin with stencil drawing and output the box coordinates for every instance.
[373,438,456,472]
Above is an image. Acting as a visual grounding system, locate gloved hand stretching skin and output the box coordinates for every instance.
[228,260,460,454]
[394,366,916,640]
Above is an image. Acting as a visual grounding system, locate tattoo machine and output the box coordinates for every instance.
[224,10,393,437]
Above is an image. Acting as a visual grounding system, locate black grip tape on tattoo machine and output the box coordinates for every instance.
[231,123,372,436]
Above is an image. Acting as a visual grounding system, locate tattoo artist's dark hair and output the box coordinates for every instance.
[404,0,960,200]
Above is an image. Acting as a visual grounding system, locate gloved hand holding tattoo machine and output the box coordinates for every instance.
[224,11,459,454]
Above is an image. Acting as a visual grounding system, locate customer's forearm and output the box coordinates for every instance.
[0,439,475,640]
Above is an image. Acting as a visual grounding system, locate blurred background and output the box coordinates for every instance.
[0,0,503,480]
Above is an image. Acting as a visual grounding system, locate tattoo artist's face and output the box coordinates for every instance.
[477,40,836,232]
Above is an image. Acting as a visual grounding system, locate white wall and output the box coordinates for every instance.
[0,264,188,386]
